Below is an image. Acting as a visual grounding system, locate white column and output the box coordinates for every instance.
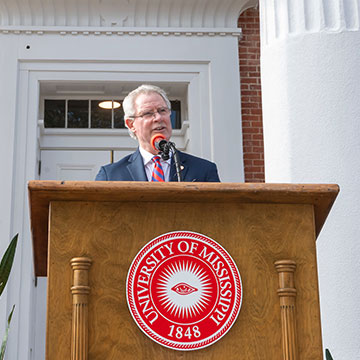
[260,1,360,358]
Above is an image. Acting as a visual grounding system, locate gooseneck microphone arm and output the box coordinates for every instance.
[168,142,182,182]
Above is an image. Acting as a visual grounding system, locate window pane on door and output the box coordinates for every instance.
[170,100,181,129]
[91,100,112,128]
[68,100,89,128]
[44,100,65,128]
[114,100,125,128]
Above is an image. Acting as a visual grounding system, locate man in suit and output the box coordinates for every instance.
[95,84,220,182]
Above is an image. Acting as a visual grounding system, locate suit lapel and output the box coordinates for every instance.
[127,149,189,182]
[127,149,148,181]
[170,151,188,182]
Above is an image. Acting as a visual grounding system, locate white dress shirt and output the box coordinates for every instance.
[139,147,172,182]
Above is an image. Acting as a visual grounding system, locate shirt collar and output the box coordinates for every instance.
[139,146,172,165]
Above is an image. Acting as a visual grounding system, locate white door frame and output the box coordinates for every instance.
[10,59,212,359]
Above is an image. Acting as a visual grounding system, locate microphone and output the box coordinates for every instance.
[151,134,168,152]
[150,134,182,182]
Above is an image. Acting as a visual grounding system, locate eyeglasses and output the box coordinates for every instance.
[132,107,171,121]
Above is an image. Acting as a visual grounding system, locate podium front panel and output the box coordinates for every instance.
[46,200,322,359]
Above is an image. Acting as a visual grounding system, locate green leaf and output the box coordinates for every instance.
[0,305,15,360]
[0,234,18,297]
[325,349,334,360]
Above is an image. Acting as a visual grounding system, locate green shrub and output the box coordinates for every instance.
[0,234,18,360]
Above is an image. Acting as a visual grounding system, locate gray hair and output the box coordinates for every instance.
[123,84,171,139]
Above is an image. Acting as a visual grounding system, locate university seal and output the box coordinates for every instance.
[126,231,243,350]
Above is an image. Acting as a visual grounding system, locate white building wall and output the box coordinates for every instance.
[0,0,256,358]
[260,1,360,358]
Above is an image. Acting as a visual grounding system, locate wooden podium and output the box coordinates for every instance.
[28,181,338,360]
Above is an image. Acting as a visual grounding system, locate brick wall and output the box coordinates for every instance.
[238,7,265,182]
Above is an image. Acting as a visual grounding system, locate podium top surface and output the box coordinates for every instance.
[28,181,339,276]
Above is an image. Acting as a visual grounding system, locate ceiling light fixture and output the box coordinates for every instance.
[98,101,121,109]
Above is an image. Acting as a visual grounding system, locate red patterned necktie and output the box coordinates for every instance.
[151,156,165,182]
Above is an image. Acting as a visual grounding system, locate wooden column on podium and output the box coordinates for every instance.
[28,181,338,360]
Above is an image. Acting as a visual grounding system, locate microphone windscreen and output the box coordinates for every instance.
[151,133,166,151]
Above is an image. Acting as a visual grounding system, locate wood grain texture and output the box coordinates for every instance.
[45,199,324,359]
[28,181,339,276]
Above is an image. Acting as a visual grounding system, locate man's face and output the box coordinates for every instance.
[125,92,172,154]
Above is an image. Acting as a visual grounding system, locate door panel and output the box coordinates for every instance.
[113,150,134,163]
[40,150,110,180]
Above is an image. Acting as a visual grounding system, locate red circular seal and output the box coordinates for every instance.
[126,231,243,350]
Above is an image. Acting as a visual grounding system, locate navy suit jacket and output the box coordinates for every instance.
[95,148,220,182]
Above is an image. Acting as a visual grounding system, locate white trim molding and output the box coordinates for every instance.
[0,26,242,37]
[0,0,257,31]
